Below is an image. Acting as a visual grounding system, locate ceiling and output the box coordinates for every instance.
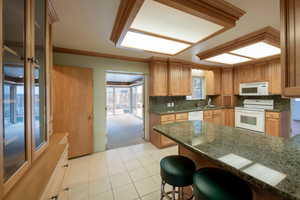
[53,0,280,66]
[106,73,144,83]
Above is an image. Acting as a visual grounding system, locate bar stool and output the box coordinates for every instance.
[160,155,196,200]
[193,168,253,200]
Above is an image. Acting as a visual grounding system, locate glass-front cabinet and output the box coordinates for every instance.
[1,0,49,195]
[32,0,48,153]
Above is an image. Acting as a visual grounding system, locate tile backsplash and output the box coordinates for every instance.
[149,96,207,112]
[150,95,291,112]
[237,95,291,111]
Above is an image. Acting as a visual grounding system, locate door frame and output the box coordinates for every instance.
[105,71,147,142]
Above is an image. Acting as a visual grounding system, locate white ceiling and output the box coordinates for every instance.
[53,0,280,65]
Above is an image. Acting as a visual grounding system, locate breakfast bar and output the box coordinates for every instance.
[154,121,300,200]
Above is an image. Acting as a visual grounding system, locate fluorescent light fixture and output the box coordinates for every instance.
[121,31,190,55]
[231,42,281,59]
[205,53,251,64]
[131,0,223,43]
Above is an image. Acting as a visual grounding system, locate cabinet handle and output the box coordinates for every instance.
[50,195,58,200]
[63,164,69,168]
[27,57,39,65]
[27,57,34,63]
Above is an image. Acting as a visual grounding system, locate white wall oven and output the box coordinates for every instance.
[235,99,274,133]
[240,82,269,96]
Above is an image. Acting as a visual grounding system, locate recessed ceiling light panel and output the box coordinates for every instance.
[205,53,251,64]
[121,31,190,55]
[131,0,223,43]
[231,42,281,59]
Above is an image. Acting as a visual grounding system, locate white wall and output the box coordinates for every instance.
[54,52,149,152]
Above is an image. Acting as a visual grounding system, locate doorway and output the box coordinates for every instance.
[291,98,300,137]
[106,72,145,149]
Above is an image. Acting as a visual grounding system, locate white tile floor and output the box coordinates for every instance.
[61,143,178,200]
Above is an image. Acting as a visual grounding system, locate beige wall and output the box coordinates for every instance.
[53,52,149,152]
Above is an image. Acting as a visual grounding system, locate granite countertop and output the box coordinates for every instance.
[150,106,229,115]
[154,121,300,200]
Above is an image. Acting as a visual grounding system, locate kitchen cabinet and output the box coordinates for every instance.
[168,62,192,96]
[205,69,221,95]
[281,0,300,97]
[265,111,290,138]
[1,0,52,195]
[149,58,192,96]
[203,110,223,125]
[204,109,235,127]
[40,145,68,200]
[221,68,235,106]
[149,58,168,96]
[150,112,188,148]
[267,59,282,94]
[221,68,234,95]
[233,59,281,95]
[223,109,235,127]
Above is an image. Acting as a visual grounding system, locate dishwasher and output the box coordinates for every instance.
[188,111,203,121]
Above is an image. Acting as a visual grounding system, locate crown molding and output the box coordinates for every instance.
[197,26,280,60]
[53,47,150,63]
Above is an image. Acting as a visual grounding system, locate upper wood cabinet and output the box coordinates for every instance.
[168,62,192,96]
[149,58,192,96]
[267,59,282,95]
[281,0,300,97]
[149,58,168,96]
[205,69,221,95]
[233,59,281,95]
[221,68,234,95]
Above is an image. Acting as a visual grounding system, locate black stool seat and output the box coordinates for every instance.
[160,155,196,187]
[193,168,252,200]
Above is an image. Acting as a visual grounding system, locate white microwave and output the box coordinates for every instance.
[240,82,269,96]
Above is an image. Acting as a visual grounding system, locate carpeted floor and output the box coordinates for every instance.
[106,114,145,150]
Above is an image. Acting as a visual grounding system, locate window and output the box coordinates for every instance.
[186,76,205,100]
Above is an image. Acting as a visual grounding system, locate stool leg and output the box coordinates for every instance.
[179,187,183,200]
[161,180,165,200]
[172,186,176,200]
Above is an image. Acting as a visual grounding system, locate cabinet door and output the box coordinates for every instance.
[181,65,192,96]
[233,68,241,95]
[205,70,221,95]
[268,59,282,95]
[168,62,182,96]
[265,118,280,137]
[281,0,300,96]
[2,0,31,193]
[203,111,213,123]
[213,110,223,125]
[149,60,168,96]
[175,113,188,121]
[32,0,48,154]
[222,69,233,95]
[160,121,176,146]
[224,109,235,127]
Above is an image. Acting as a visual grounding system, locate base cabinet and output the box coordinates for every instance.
[150,113,188,148]
[204,109,235,127]
[265,111,290,138]
[40,146,69,200]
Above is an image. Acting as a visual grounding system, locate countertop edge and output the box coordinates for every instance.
[153,126,298,200]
